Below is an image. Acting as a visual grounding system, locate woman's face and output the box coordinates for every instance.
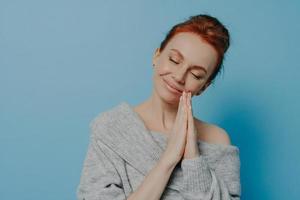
[152,32,218,103]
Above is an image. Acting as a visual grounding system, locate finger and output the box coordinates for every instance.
[187,92,192,115]
[181,91,188,132]
[187,92,198,140]
[175,93,183,120]
[173,92,184,132]
[177,92,186,127]
[187,92,194,133]
[180,93,185,113]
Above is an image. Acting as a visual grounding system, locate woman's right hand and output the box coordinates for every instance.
[161,91,188,167]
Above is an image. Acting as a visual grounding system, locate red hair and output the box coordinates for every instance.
[159,14,230,84]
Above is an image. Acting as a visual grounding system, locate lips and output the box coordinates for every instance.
[163,79,183,94]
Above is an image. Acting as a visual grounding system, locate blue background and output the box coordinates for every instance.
[1,0,299,199]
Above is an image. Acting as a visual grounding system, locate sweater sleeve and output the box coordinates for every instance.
[180,147,241,200]
[76,133,127,200]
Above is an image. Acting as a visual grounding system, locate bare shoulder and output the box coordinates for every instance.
[194,118,232,145]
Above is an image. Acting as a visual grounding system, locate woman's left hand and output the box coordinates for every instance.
[183,91,200,159]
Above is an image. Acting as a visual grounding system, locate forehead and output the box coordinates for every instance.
[165,32,218,71]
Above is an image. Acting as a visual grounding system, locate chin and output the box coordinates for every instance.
[163,93,180,104]
[157,85,181,105]
[153,75,183,104]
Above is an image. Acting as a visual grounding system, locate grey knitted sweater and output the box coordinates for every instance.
[76,102,241,199]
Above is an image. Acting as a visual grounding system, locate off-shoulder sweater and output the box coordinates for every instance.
[76,101,241,199]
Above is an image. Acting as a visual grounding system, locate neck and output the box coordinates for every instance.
[144,90,180,132]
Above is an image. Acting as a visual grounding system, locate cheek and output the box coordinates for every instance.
[156,59,173,73]
[186,80,204,92]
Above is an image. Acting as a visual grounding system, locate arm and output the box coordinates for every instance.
[76,135,127,200]
[128,152,177,200]
[77,133,179,200]
[180,148,241,200]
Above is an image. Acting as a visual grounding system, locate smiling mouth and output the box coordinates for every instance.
[164,80,182,94]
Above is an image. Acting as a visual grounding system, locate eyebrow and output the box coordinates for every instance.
[170,48,208,74]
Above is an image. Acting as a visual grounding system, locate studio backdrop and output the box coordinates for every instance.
[1,0,299,199]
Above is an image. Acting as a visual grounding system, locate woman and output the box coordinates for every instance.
[77,14,241,200]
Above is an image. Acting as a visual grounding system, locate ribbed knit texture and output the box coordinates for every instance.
[77,101,241,200]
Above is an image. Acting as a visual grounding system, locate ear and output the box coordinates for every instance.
[152,48,161,66]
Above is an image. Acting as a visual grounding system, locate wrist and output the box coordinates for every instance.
[159,152,178,171]
[184,142,200,159]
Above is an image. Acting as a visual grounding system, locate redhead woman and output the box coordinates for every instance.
[77,14,241,200]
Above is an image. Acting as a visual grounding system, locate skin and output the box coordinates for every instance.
[128,32,228,200]
[129,91,211,200]
[133,32,218,135]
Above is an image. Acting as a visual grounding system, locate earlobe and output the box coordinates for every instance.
[155,47,160,55]
[152,48,161,66]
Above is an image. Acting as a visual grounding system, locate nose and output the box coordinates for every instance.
[172,66,187,84]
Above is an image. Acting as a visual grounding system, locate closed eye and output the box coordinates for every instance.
[169,57,203,80]
[169,57,179,64]
[192,73,202,80]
